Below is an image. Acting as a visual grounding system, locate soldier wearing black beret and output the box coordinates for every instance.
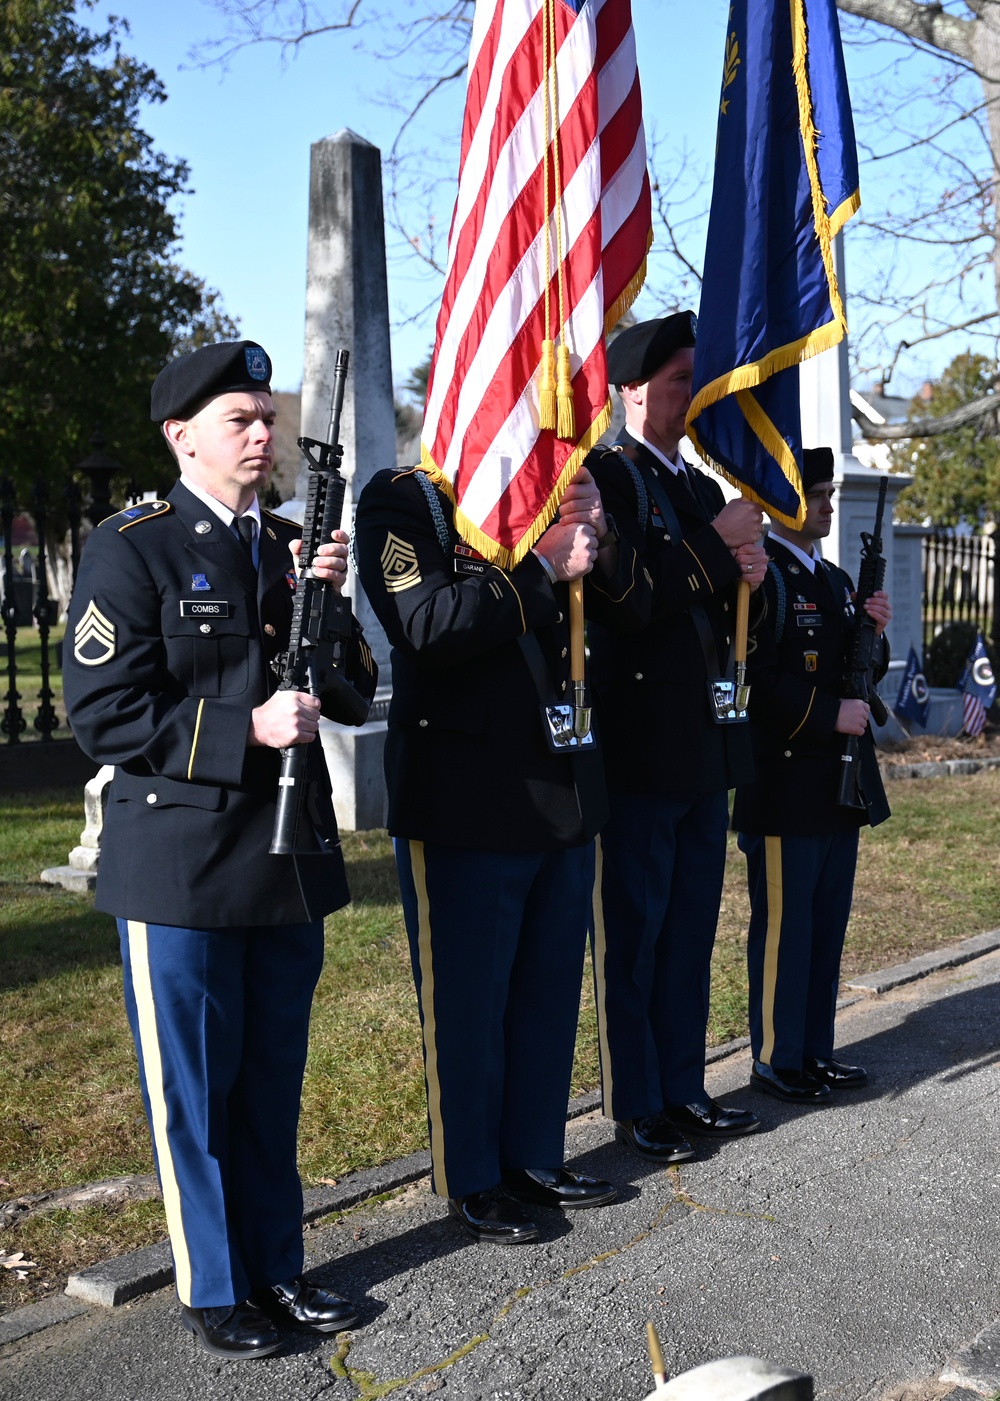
[64,340,368,1358]
[352,455,646,1244]
[733,448,891,1103]
[585,312,769,1163]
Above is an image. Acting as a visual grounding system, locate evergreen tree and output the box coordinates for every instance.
[0,0,237,504]
[893,352,1000,527]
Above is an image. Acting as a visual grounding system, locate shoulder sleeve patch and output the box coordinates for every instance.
[100,500,172,531]
[73,600,117,665]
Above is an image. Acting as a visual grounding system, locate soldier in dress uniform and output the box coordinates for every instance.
[353,461,643,1244]
[585,313,768,1163]
[732,447,891,1102]
[64,341,371,1359]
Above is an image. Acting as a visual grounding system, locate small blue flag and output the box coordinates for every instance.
[958,632,997,737]
[686,0,860,527]
[894,645,930,728]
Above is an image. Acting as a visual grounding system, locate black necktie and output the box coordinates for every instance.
[234,514,256,566]
[675,468,700,511]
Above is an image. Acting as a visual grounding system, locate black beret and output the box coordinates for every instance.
[607,312,697,387]
[150,340,273,423]
[801,446,835,490]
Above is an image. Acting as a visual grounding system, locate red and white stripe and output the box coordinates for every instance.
[962,691,987,738]
[420,0,651,566]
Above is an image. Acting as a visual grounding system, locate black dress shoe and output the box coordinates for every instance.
[502,1166,618,1209]
[664,1097,761,1138]
[250,1276,359,1334]
[448,1184,540,1243]
[180,1301,283,1359]
[614,1114,696,1163]
[750,1060,831,1103]
[804,1055,868,1088]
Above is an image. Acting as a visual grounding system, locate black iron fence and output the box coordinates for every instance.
[7,492,994,748]
[2,461,287,747]
[1,475,74,745]
[921,528,998,659]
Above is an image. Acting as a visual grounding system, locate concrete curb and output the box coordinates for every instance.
[879,755,1000,782]
[845,929,1000,996]
[4,927,1000,1346]
[0,1294,91,1348]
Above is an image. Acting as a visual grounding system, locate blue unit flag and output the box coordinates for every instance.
[686,0,860,527]
[894,645,930,728]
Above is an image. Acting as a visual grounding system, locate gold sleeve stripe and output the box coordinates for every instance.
[788,688,816,740]
[187,699,205,780]
[409,841,449,1197]
[682,539,714,592]
[489,566,527,634]
[125,922,193,1304]
[588,552,638,604]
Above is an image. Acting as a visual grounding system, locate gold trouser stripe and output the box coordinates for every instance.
[591,835,615,1117]
[126,920,193,1305]
[760,837,784,1066]
[187,699,205,780]
[409,841,449,1197]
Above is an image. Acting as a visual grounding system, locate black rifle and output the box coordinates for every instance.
[836,474,890,809]
[270,349,376,855]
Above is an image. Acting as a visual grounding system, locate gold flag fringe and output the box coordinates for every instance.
[685,0,861,509]
[418,396,613,571]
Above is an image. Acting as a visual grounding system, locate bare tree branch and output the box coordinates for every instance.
[853,386,998,437]
[835,0,974,63]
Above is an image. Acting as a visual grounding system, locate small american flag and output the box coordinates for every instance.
[419,0,652,568]
[959,632,996,737]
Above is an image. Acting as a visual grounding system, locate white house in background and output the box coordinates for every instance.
[849,380,920,474]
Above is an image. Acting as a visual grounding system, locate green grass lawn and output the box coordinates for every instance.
[2,772,999,1309]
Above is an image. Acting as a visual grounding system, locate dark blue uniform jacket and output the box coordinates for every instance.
[353,467,648,852]
[586,436,758,796]
[731,537,891,836]
[64,480,350,926]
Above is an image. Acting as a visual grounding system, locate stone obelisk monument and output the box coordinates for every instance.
[299,130,394,829]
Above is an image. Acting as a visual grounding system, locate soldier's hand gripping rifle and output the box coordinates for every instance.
[270,349,377,854]
[836,474,890,810]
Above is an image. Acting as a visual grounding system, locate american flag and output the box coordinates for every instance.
[959,632,997,737]
[419,0,652,568]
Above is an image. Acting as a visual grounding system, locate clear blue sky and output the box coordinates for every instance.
[90,0,728,394]
[87,1,972,401]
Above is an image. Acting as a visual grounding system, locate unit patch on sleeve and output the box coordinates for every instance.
[381,533,422,593]
[74,600,117,665]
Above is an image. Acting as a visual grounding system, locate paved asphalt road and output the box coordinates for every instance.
[2,945,1000,1401]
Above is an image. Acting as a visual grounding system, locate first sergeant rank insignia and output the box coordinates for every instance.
[74,600,116,666]
[381,532,422,593]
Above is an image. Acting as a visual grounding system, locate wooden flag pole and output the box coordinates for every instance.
[734,576,751,713]
[646,1321,668,1391]
[570,578,591,738]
